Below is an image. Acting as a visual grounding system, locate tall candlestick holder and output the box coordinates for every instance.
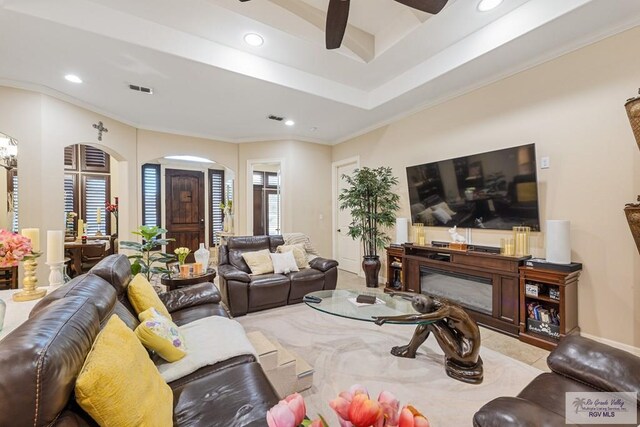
[47,261,65,290]
[13,252,47,302]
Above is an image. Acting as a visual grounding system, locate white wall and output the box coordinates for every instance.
[239,140,333,256]
[332,26,640,348]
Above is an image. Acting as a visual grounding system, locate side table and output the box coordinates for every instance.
[160,269,217,291]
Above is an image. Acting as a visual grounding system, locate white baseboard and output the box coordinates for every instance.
[580,333,640,357]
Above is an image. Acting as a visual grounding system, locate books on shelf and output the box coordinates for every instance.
[526,302,560,326]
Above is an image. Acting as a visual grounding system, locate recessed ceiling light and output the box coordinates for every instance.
[477,0,503,12]
[244,33,264,47]
[284,120,295,126]
[164,155,215,163]
[64,74,83,83]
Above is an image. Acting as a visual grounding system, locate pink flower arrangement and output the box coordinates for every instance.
[267,386,429,427]
[0,229,33,267]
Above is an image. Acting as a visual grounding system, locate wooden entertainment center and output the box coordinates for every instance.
[397,244,530,336]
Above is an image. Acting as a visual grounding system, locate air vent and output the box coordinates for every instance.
[267,115,284,122]
[129,84,153,94]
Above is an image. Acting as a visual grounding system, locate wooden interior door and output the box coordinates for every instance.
[335,161,360,274]
[165,169,205,260]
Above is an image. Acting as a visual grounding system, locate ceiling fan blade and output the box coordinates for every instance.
[394,0,448,14]
[326,0,350,50]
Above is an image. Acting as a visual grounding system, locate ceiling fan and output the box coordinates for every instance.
[239,0,449,50]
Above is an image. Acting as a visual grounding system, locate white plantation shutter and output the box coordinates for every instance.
[252,172,263,185]
[210,169,224,245]
[142,164,160,226]
[267,192,280,235]
[83,175,109,235]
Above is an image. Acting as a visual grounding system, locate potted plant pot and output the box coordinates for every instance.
[362,255,381,288]
[625,92,640,254]
[338,167,400,289]
[625,198,640,255]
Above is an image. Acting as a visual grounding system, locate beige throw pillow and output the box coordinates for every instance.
[277,244,309,269]
[241,249,274,275]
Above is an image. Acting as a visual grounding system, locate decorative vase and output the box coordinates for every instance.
[194,243,210,270]
[0,298,5,332]
[223,208,230,232]
[625,203,640,255]
[362,255,381,288]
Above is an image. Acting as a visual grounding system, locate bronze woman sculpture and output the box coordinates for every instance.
[373,292,483,384]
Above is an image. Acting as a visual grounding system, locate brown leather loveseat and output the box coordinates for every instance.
[218,235,339,317]
[473,335,640,426]
[0,254,279,427]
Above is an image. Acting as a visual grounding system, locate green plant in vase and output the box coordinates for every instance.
[174,247,190,265]
[338,166,400,287]
[120,225,176,280]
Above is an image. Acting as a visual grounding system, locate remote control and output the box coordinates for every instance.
[303,295,322,303]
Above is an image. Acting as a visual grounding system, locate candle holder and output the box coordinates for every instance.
[512,226,531,257]
[13,252,47,302]
[47,261,65,290]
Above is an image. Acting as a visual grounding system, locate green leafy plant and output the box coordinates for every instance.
[120,225,176,280]
[338,166,400,257]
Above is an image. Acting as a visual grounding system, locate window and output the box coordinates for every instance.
[142,164,161,227]
[253,171,281,236]
[209,169,225,245]
[82,174,110,236]
[64,174,78,234]
[63,144,111,235]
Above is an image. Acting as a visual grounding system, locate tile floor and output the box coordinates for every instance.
[336,270,551,372]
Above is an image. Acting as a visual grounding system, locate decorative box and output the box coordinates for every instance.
[549,287,560,300]
[525,283,539,297]
[527,318,560,339]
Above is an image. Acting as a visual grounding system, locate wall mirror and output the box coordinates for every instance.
[0,132,18,233]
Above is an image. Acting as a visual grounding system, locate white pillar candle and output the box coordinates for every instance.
[21,228,40,252]
[77,219,84,236]
[47,230,64,264]
[96,208,101,223]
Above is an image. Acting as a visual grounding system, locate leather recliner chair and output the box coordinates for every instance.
[473,335,640,426]
[217,235,339,317]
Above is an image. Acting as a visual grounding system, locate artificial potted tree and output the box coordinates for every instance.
[624,91,640,254]
[339,166,400,287]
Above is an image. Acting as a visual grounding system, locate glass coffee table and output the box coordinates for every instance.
[304,289,483,384]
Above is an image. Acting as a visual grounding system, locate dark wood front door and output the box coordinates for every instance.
[165,169,205,260]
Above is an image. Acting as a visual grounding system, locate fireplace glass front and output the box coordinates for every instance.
[420,266,492,315]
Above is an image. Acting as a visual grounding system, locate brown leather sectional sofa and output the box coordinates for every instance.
[0,254,279,427]
[218,235,339,317]
[474,335,640,426]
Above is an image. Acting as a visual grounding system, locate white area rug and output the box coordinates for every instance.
[238,304,541,426]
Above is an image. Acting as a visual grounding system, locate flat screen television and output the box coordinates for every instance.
[406,144,540,231]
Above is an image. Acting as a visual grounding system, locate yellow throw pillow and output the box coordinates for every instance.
[135,308,187,362]
[127,273,172,319]
[75,315,173,427]
[241,249,274,275]
[277,244,309,269]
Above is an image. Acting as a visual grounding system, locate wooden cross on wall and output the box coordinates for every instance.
[92,121,109,141]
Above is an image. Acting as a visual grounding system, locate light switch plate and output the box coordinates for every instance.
[540,156,550,169]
